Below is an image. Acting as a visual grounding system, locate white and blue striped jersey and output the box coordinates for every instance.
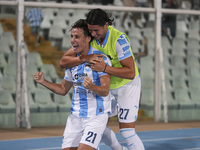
[116,34,132,61]
[64,47,112,118]
[26,8,43,27]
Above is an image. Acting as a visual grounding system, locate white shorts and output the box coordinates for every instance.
[110,75,141,123]
[62,113,108,149]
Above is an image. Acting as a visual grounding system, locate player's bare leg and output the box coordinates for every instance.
[78,143,94,150]
[62,147,78,150]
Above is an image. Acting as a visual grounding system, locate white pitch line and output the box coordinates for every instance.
[27,147,61,150]
[142,136,200,142]
[27,136,200,150]
[180,148,200,150]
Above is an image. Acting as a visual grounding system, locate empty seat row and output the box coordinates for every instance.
[0,88,72,112]
[0,88,72,127]
[140,87,200,121]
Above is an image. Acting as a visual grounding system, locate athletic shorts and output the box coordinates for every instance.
[110,75,141,123]
[62,113,108,149]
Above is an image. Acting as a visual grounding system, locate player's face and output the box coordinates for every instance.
[71,28,90,55]
[88,23,108,43]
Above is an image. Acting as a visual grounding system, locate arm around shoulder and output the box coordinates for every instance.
[60,47,83,68]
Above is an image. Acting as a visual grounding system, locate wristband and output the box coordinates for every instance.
[103,64,107,72]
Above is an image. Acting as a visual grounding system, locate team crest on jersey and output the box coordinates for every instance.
[85,63,91,72]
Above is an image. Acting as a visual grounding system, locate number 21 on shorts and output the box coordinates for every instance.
[85,131,97,144]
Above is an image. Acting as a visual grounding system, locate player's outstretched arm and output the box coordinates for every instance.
[34,72,73,96]
[83,75,110,97]
[60,47,105,68]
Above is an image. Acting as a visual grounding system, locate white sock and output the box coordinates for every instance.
[101,127,122,150]
[120,128,145,150]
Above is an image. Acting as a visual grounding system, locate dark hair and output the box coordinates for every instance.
[71,19,92,39]
[86,8,114,26]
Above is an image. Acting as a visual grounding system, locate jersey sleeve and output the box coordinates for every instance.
[116,34,132,61]
[64,68,73,82]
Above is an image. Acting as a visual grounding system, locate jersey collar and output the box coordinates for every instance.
[96,28,109,48]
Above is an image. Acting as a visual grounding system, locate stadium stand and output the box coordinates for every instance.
[40,64,58,81]
[4,63,17,78]
[1,2,200,128]
[31,89,58,126]
[1,76,16,94]
[161,90,179,121]
[0,40,12,55]
[0,90,16,128]
[140,88,154,117]
[0,17,70,127]
[1,31,16,51]
[27,77,37,91]
[61,33,71,51]
[174,88,195,121]
[171,38,187,57]
[186,55,200,67]
[27,52,43,68]
[26,64,39,78]
[54,93,71,124]
[0,53,7,69]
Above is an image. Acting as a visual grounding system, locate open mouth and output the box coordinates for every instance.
[72,44,79,49]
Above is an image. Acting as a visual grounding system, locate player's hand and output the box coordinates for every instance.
[83,76,93,89]
[81,54,104,64]
[91,58,106,72]
[34,72,45,84]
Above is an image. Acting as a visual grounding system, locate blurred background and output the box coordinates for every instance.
[0,0,200,129]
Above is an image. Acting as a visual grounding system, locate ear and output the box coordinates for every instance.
[104,22,109,28]
[86,36,91,43]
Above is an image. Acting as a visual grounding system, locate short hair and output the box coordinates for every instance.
[71,19,92,39]
[86,8,114,26]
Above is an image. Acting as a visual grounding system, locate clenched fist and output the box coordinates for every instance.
[34,72,45,84]
[82,76,93,89]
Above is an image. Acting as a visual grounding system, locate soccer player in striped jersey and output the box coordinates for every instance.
[60,9,145,150]
[34,19,112,150]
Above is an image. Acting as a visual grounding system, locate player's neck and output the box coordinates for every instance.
[79,45,90,56]
[98,36,106,45]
